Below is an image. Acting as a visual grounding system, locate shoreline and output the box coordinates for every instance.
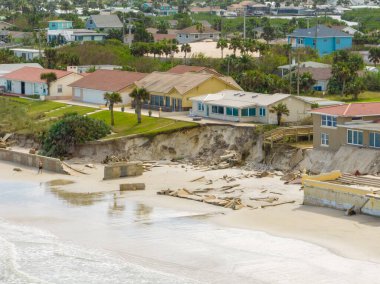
[1,159,380,265]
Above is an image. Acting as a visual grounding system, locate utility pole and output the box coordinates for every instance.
[297,50,300,96]
[289,50,292,94]
[243,8,246,39]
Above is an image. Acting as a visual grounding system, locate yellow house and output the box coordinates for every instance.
[133,71,242,111]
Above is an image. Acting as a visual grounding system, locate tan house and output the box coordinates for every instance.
[310,103,380,151]
[191,90,341,123]
[133,72,242,112]
[3,67,83,99]
[176,25,221,44]
[69,69,147,105]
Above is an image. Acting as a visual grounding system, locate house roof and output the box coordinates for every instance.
[310,103,380,117]
[69,69,147,92]
[153,33,176,42]
[0,63,43,76]
[298,67,332,81]
[295,96,343,107]
[278,61,331,69]
[288,25,352,38]
[177,25,220,34]
[89,15,123,28]
[191,90,292,108]
[167,65,220,75]
[3,67,73,83]
[134,72,241,95]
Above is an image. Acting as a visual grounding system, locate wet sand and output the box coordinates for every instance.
[1,159,380,266]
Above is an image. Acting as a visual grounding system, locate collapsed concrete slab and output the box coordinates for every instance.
[120,183,145,191]
[103,162,143,180]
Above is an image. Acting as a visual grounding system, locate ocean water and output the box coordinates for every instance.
[1,181,380,284]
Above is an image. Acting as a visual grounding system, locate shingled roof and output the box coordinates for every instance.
[3,67,73,83]
[310,102,380,117]
[134,72,241,95]
[288,25,352,38]
[69,69,147,92]
[177,25,220,34]
[88,15,123,29]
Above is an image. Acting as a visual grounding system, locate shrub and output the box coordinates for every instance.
[40,113,111,157]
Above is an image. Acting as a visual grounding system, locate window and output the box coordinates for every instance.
[259,107,266,117]
[321,133,329,146]
[195,35,198,38]
[197,102,204,111]
[150,95,165,106]
[210,34,213,38]
[321,115,337,127]
[165,97,170,107]
[370,132,380,148]
[211,105,224,114]
[313,39,316,46]
[57,85,62,93]
[179,34,182,37]
[347,129,363,146]
[336,39,341,44]
[186,35,189,38]
[297,38,304,44]
[242,108,256,117]
[226,107,238,116]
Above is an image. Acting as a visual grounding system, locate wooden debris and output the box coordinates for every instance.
[261,200,295,208]
[270,191,283,195]
[190,176,205,182]
[250,196,279,203]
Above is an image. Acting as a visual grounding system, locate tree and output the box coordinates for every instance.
[344,77,365,100]
[157,20,169,34]
[133,23,153,43]
[129,87,150,124]
[262,24,275,44]
[195,22,205,33]
[216,38,228,58]
[107,29,123,42]
[181,43,191,64]
[104,92,122,126]
[44,48,57,69]
[229,36,242,56]
[369,47,380,67]
[330,50,364,95]
[291,71,316,93]
[40,113,110,157]
[270,102,290,126]
[40,72,57,97]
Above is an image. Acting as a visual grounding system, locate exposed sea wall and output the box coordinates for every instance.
[0,149,67,174]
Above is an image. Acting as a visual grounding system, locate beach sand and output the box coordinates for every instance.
[1,159,380,265]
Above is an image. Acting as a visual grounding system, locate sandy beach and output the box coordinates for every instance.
[1,158,380,267]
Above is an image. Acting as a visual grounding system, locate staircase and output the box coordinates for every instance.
[263,125,313,147]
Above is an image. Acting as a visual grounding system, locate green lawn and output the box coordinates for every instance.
[325,91,380,103]
[45,105,96,118]
[89,110,198,138]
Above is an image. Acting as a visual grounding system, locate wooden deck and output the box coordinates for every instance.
[264,125,313,147]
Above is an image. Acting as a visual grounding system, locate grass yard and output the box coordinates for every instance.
[89,110,198,138]
[45,105,96,118]
[325,91,380,103]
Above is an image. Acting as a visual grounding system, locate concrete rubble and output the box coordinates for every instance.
[103,162,143,180]
[120,183,145,191]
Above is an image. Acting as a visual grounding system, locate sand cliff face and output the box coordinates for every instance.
[58,125,380,175]
[71,125,263,165]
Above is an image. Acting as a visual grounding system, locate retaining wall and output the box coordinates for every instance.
[0,149,67,174]
[303,179,380,217]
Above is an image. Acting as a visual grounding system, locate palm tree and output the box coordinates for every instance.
[216,38,228,58]
[269,103,290,126]
[195,22,205,33]
[229,36,242,56]
[369,47,380,67]
[181,43,191,64]
[40,72,57,97]
[104,92,122,126]
[129,87,150,124]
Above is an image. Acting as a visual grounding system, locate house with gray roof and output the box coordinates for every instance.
[191,90,342,123]
[287,25,353,55]
[86,15,123,32]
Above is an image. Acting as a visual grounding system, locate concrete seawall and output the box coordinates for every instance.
[0,149,67,174]
[303,179,380,217]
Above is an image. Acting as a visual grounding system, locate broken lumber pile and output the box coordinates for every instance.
[157,188,245,210]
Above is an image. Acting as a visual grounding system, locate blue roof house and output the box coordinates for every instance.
[287,25,353,56]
